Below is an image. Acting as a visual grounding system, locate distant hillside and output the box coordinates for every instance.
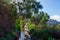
[47,19,60,25]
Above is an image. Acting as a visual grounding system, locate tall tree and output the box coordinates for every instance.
[14,0,43,30]
[13,0,43,40]
[15,0,43,18]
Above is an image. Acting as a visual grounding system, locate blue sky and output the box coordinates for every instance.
[37,0,60,21]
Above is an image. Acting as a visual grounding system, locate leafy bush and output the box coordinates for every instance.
[29,28,53,40]
[0,1,21,40]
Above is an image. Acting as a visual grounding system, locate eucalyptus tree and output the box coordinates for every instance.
[13,0,43,40]
[13,0,43,32]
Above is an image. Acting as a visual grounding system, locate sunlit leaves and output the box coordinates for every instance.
[27,21,35,30]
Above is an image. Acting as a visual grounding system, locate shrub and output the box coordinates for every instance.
[29,28,53,40]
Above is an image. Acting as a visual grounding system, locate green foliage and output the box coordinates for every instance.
[27,21,53,40]
[0,21,20,40]
[48,37,54,40]
[27,22,35,30]
[31,11,50,26]
[14,15,21,34]
[38,12,49,25]
[15,0,43,18]
[0,0,53,40]
[29,28,53,40]
[1,0,14,3]
[0,1,20,40]
[52,24,60,30]
[10,4,17,17]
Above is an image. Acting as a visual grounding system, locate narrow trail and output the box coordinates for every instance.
[19,23,31,40]
[19,31,25,40]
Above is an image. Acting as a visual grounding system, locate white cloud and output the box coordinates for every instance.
[50,15,60,21]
